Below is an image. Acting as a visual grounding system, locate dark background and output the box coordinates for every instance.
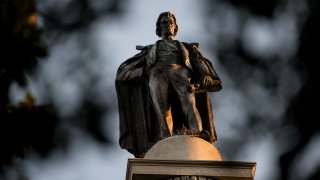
[1,0,319,179]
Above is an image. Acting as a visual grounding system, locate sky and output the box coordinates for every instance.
[4,0,318,179]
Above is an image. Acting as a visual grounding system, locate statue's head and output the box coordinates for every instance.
[156,11,178,39]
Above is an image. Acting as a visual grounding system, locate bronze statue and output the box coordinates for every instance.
[116,12,222,157]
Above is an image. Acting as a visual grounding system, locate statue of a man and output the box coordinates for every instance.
[116,12,222,157]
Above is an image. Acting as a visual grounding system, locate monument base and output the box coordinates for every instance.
[126,158,256,180]
[125,136,256,180]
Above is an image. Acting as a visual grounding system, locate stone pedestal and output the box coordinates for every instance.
[125,136,256,180]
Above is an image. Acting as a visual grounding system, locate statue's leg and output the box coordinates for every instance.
[148,68,173,138]
[169,67,202,132]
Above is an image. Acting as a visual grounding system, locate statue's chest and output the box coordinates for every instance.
[156,41,182,65]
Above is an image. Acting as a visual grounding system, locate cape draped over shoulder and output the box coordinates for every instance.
[115,41,221,157]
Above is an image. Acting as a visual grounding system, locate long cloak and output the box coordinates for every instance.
[115,41,222,157]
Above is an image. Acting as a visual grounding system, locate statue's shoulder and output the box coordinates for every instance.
[136,44,154,51]
[181,41,199,48]
[119,44,154,68]
[126,44,154,60]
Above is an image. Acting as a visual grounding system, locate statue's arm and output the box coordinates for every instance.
[183,42,222,92]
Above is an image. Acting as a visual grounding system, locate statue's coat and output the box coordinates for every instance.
[115,41,222,157]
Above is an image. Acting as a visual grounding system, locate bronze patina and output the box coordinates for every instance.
[116,12,222,157]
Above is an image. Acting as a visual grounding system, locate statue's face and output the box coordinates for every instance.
[160,15,176,38]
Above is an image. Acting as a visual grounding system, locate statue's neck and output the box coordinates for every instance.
[161,35,174,41]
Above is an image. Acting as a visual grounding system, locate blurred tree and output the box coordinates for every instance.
[0,0,47,108]
[280,0,320,179]
[228,0,279,17]
[0,0,57,172]
[202,0,320,179]
[0,0,125,175]
[33,0,125,144]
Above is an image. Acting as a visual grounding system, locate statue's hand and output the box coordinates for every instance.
[200,75,214,89]
[190,75,221,93]
[188,84,200,93]
[200,75,220,89]
[199,75,222,92]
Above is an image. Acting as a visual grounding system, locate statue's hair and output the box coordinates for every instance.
[156,11,178,37]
